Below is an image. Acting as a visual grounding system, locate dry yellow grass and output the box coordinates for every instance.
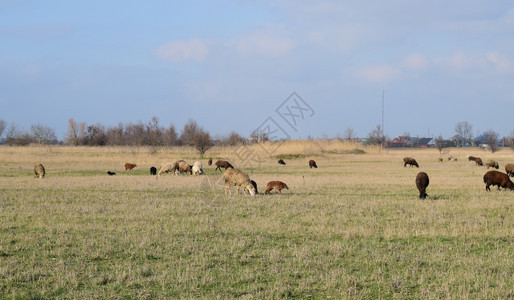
[0,144,512,298]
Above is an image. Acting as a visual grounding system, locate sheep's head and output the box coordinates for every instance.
[246,183,256,196]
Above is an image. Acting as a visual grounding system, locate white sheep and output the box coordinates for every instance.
[192,161,204,176]
[223,169,256,196]
[158,162,178,176]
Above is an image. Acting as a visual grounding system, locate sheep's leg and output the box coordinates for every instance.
[278,189,281,195]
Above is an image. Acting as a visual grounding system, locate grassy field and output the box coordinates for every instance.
[0,143,512,299]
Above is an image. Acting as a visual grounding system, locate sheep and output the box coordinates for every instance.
[468,156,483,166]
[208,158,212,166]
[34,164,45,179]
[403,157,419,168]
[176,160,192,175]
[245,179,259,195]
[150,167,157,175]
[158,162,178,176]
[483,170,514,191]
[505,163,514,177]
[439,157,443,162]
[107,171,116,176]
[309,160,318,168]
[485,160,499,169]
[223,169,255,196]
[264,181,289,195]
[415,172,429,199]
[278,159,286,165]
[192,161,204,176]
[125,163,137,171]
[215,160,234,172]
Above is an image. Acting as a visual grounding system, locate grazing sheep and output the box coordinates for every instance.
[265,181,289,195]
[125,163,137,171]
[107,171,116,176]
[34,164,45,179]
[223,169,255,196]
[208,158,212,166]
[176,160,192,175]
[150,167,157,175]
[246,179,259,195]
[158,162,178,176]
[483,170,514,191]
[415,172,429,199]
[215,160,234,172]
[468,156,483,166]
[485,160,499,169]
[309,160,318,168]
[505,163,514,177]
[439,157,443,162]
[452,158,458,162]
[403,157,419,168]
[192,161,204,176]
[278,159,286,165]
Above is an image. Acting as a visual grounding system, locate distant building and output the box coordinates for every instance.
[387,136,432,148]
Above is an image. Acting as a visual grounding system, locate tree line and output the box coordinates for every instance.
[0,118,512,153]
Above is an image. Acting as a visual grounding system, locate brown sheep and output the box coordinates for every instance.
[468,156,483,166]
[215,160,234,172]
[223,169,255,196]
[125,163,137,171]
[403,157,419,168]
[309,160,317,168]
[415,172,429,199]
[485,160,499,169]
[264,181,289,195]
[208,158,212,166]
[483,170,514,191]
[176,160,192,175]
[278,159,286,165]
[505,163,514,177]
[34,164,45,179]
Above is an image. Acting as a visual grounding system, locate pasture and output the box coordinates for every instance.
[0,143,512,298]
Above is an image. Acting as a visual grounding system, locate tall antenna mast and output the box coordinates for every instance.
[381,90,385,132]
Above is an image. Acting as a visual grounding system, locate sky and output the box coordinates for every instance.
[1,0,514,140]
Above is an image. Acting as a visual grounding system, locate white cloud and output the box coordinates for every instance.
[153,38,209,62]
[486,52,514,73]
[231,34,295,56]
[403,53,428,70]
[355,64,400,83]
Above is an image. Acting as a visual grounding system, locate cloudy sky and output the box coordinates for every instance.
[1,0,513,140]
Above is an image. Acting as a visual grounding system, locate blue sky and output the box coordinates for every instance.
[1,0,513,140]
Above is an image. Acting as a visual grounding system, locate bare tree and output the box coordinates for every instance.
[0,119,6,141]
[30,124,57,144]
[483,129,499,153]
[180,119,200,146]
[366,125,386,146]
[181,119,213,156]
[343,127,356,141]
[65,118,87,146]
[164,124,178,146]
[455,121,473,147]
[434,135,445,154]
[222,131,245,146]
[511,129,514,151]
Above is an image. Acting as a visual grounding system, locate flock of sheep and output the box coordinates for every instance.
[32,154,513,198]
[404,156,514,199]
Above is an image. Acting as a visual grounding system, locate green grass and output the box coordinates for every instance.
[0,147,512,298]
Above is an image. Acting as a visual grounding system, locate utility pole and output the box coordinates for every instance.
[381,90,385,133]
